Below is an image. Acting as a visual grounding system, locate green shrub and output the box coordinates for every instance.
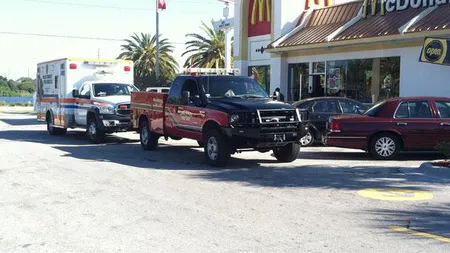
[0,101,7,106]
[436,142,450,160]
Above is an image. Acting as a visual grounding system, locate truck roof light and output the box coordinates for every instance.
[182,67,241,76]
[124,66,131,72]
[69,63,77,69]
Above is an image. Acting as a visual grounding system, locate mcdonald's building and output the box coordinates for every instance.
[233,0,450,103]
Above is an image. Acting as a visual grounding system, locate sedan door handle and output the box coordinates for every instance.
[441,122,450,126]
[397,122,408,126]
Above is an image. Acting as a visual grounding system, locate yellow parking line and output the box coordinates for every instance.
[390,226,450,243]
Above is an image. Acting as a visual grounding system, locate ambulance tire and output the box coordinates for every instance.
[140,120,159,151]
[87,117,105,144]
[47,113,67,135]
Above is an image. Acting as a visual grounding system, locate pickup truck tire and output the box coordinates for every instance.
[47,114,67,135]
[369,133,400,160]
[273,143,300,162]
[140,121,159,150]
[87,117,105,144]
[204,129,231,167]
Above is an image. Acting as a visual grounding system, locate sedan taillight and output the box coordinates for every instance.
[329,120,341,133]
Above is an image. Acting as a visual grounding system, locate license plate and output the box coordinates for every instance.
[274,134,285,142]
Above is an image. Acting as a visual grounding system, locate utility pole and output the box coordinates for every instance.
[98,48,100,59]
[214,0,234,71]
[155,0,160,84]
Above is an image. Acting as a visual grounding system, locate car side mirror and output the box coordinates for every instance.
[72,89,80,98]
[181,91,190,105]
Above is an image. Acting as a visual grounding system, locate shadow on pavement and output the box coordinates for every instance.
[0,129,138,145]
[368,204,450,240]
[0,117,44,126]
[299,150,444,161]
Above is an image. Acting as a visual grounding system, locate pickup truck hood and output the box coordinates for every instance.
[92,96,130,106]
[208,98,294,112]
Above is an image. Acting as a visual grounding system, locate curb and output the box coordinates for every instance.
[410,162,450,181]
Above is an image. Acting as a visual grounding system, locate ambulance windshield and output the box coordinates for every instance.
[93,83,138,97]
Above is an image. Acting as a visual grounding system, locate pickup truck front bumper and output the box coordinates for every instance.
[98,114,132,132]
[222,126,305,148]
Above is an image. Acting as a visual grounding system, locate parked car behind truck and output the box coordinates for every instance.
[36,58,138,143]
[324,96,450,159]
[131,68,305,167]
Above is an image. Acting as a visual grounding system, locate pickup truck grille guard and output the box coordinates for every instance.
[232,109,302,131]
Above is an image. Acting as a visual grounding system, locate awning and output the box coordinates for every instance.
[267,1,450,52]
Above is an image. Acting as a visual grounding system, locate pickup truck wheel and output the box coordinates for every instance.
[204,129,231,167]
[140,121,159,150]
[300,128,314,147]
[369,133,400,160]
[87,117,104,144]
[273,143,301,162]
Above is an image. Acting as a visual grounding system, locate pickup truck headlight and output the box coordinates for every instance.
[229,114,239,124]
[99,105,115,114]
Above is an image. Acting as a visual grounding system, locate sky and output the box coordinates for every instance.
[0,0,226,80]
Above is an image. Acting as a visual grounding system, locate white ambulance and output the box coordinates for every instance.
[36,57,138,143]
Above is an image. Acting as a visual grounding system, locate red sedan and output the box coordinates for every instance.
[324,97,450,159]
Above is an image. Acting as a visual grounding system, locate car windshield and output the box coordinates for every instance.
[203,76,269,99]
[93,83,138,97]
[363,101,385,116]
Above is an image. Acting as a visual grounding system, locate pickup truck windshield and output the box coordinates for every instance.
[93,83,138,97]
[204,76,269,99]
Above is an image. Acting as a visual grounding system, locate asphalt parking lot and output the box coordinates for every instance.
[0,112,449,253]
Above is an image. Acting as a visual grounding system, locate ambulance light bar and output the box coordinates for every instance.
[183,68,240,75]
[84,61,116,66]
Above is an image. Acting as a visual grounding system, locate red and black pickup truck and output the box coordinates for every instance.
[130,74,305,166]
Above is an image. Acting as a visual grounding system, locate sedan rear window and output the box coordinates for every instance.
[394,101,433,118]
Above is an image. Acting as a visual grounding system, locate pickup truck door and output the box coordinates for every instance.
[74,83,91,126]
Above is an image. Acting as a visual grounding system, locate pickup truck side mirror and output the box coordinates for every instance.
[181,91,190,105]
[193,96,203,107]
[72,89,80,98]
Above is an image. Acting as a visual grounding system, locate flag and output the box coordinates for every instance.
[158,0,166,10]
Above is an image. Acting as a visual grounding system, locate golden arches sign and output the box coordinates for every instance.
[251,0,271,25]
[305,0,334,10]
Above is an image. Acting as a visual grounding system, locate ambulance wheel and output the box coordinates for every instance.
[87,117,104,144]
[204,129,231,167]
[140,120,159,150]
[47,113,66,135]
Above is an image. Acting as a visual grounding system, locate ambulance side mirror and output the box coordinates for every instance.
[72,89,80,98]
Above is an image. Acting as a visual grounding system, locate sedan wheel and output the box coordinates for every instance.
[300,129,314,147]
[370,133,400,160]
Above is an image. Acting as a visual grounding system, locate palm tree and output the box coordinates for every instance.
[182,20,232,68]
[117,32,178,88]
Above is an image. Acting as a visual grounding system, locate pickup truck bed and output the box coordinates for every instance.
[131,91,167,135]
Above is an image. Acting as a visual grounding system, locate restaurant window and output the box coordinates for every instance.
[248,65,270,94]
[288,63,309,101]
[325,57,400,104]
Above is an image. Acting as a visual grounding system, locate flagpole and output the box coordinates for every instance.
[155,0,160,84]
